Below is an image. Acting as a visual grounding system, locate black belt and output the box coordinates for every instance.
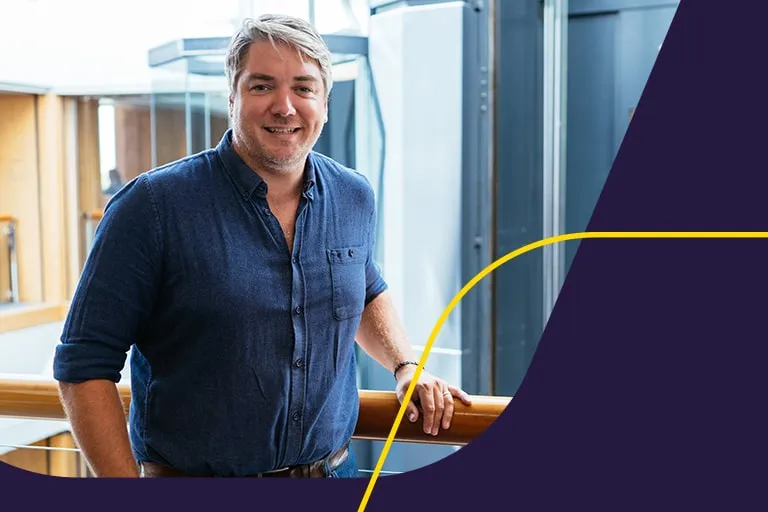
[141,443,349,478]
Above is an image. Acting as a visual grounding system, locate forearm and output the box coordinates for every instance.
[58,379,139,477]
[355,290,417,375]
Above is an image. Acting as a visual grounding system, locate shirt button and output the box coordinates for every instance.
[294,306,302,315]
[292,411,300,422]
[348,249,354,257]
[294,359,304,368]
[263,208,271,216]
[292,256,298,264]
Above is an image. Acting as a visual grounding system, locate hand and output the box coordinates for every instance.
[394,366,472,436]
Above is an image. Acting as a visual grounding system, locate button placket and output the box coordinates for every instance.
[285,198,309,462]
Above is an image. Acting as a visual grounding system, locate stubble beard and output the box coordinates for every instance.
[238,125,312,176]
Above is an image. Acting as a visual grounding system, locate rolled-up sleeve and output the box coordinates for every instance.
[364,204,388,305]
[53,173,163,383]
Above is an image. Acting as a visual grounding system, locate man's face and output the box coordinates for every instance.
[229,40,328,173]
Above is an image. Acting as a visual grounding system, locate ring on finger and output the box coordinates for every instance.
[442,390,452,397]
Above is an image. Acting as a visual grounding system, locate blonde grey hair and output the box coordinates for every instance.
[225,14,333,101]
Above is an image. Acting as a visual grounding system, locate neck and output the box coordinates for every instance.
[232,133,305,201]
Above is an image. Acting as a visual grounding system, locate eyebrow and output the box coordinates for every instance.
[245,73,319,83]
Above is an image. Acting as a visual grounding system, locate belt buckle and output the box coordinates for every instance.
[257,443,349,478]
[258,466,291,478]
[325,443,349,474]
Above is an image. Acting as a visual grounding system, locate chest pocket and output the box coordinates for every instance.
[327,245,367,320]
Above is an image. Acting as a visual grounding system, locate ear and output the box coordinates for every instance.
[228,94,234,118]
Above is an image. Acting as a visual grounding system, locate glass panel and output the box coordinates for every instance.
[113,95,153,184]
[152,93,189,167]
[0,427,90,477]
[314,0,366,35]
[208,92,231,146]
[188,92,208,155]
[145,23,376,166]
[97,102,120,198]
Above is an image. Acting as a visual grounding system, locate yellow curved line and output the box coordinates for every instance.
[356,231,768,512]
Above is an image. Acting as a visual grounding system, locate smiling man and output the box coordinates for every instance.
[52,14,471,479]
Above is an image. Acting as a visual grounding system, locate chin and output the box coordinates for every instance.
[263,150,306,171]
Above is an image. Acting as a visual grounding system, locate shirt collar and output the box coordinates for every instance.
[215,128,316,201]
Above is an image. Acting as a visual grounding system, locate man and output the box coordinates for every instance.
[53,14,471,479]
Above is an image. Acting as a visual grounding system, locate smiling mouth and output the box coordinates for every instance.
[265,127,300,134]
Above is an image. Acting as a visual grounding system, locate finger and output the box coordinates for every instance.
[449,385,473,405]
[419,386,436,435]
[441,388,455,430]
[406,401,419,423]
[431,385,445,436]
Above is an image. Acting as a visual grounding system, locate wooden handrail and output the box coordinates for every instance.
[0,377,510,446]
[354,389,510,445]
[0,214,14,223]
[83,210,103,221]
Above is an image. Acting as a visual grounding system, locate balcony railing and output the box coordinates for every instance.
[0,375,509,445]
[0,215,20,304]
[0,375,510,476]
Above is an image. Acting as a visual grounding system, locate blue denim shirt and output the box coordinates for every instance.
[53,129,388,476]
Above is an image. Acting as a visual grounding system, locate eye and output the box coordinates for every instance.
[249,84,270,91]
[297,87,314,94]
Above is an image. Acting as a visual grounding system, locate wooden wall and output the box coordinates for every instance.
[113,100,230,180]
[211,112,230,146]
[77,99,104,213]
[0,95,101,307]
[0,94,43,304]
[0,92,230,323]
[114,102,152,183]
[37,95,69,305]
[154,105,188,167]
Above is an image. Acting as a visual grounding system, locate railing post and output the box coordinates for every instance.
[3,219,20,304]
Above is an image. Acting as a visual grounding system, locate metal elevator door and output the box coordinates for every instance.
[492,0,678,397]
[565,2,678,270]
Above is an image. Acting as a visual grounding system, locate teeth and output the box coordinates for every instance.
[267,128,297,134]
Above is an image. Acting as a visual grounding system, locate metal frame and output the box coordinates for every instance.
[0,82,51,95]
[147,35,369,71]
[370,0,460,14]
[570,0,678,15]
[542,0,569,326]
[490,0,546,397]
[461,0,495,396]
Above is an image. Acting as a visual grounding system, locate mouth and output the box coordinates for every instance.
[264,127,301,135]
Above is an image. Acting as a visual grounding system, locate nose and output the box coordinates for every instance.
[270,90,296,117]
